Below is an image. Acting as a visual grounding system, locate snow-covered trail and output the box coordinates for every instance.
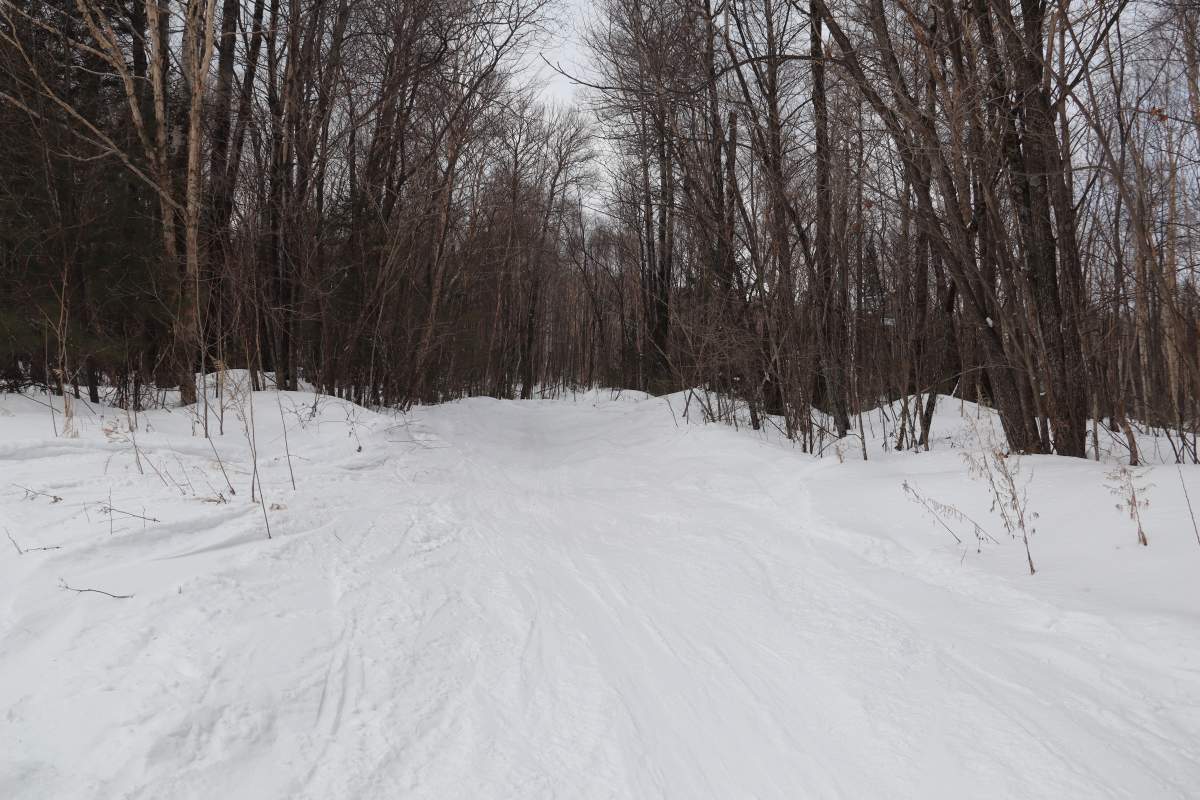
[2,390,1199,798]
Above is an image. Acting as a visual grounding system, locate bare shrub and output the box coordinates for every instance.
[1107,465,1151,547]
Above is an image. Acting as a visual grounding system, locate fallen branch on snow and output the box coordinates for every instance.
[59,578,133,599]
[97,503,160,523]
[6,528,62,555]
[13,483,62,503]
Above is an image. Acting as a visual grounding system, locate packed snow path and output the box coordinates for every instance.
[2,389,1199,798]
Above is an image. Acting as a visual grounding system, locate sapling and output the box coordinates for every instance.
[1107,465,1151,546]
[103,416,170,487]
[228,366,272,538]
[276,387,297,489]
[343,403,366,452]
[213,359,228,436]
[61,390,77,439]
[1179,466,1200,547]
[963,422,1038,575]
[121,402,144,475]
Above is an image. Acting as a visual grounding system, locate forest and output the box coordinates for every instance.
[2,0,1199,461]
[6,2,1200,794]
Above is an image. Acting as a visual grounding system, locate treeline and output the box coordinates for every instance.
[1,0,598,408]
[2,0,1199,461]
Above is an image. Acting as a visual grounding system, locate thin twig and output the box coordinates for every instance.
[8,529,62,555]
[99,502,160,523]
[208,436,236,496]
[59,578,132,599]
[902,481,963,544]
[276,388,297,491]
[13,483,63,503]
[258,486,273,540]
[1179,466,1200,548]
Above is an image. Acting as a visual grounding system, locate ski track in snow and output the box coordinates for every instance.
[2,390,1199,798]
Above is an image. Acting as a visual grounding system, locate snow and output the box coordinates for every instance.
[2,382,1199,798]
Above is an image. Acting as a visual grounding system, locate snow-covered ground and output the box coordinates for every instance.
[2,381,1199,798]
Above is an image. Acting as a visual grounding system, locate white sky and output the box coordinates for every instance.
[530,0,592,106]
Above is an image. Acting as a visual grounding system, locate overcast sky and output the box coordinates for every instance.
[531,0,592,106]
